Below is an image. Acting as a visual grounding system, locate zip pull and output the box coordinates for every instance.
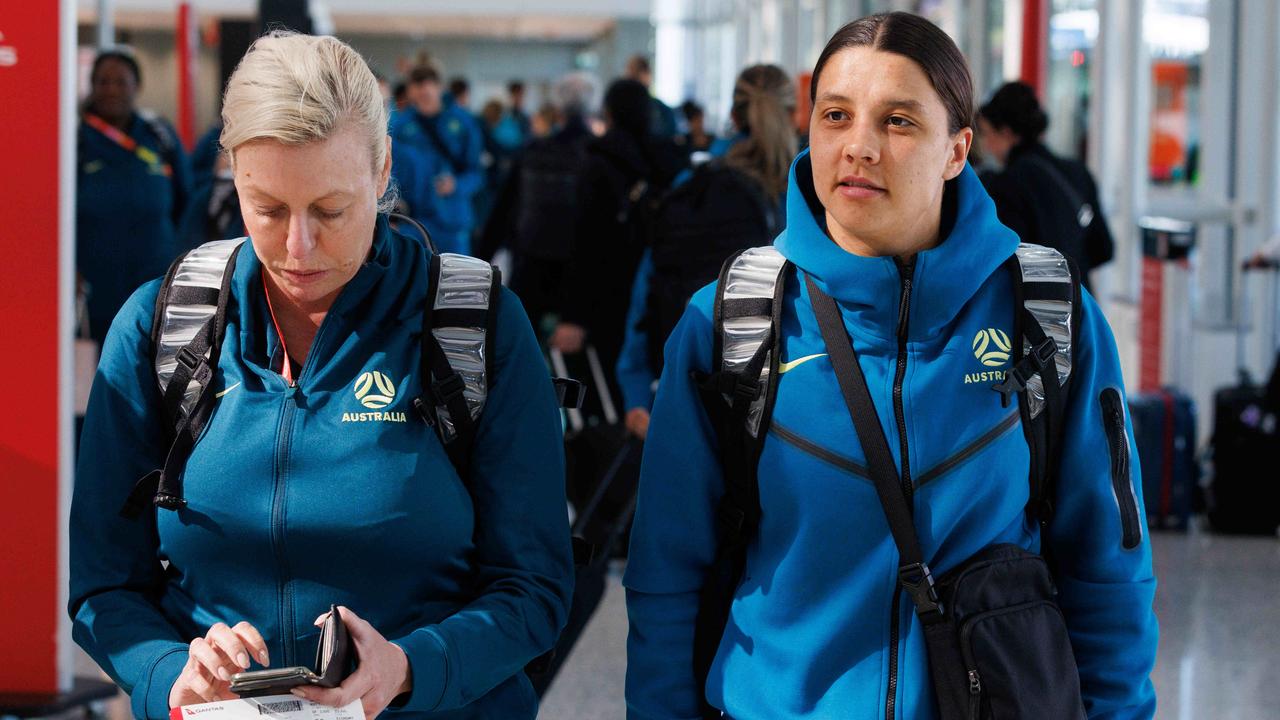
[968,669,982,694]
[896,278,912,339]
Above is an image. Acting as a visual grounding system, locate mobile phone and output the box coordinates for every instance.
[229,666,323,695]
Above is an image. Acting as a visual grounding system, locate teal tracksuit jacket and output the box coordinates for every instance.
[77,112,192,343]
[624,151,1158,719]
[390,106,485,255]
[70,217,574,719]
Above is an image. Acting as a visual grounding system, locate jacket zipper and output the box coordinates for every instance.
[271,383,298,666]
[1100,389,1142,549]
[769,421,870,479]
[268,318,333,667]
[957,599,1063,720]
[885,258,915,720]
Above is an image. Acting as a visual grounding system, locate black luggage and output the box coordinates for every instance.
[1205,262,1280,535]
[1207,383,1279,534]
[530,348,642,696]
[1128,389,1198,530]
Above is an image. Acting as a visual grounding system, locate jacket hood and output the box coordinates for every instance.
[775,149,1020,342]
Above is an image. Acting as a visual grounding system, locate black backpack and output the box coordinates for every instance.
[120,218,584,517]
[512,135,592,261]
[691,244,1089,720]
[643,162,779,374]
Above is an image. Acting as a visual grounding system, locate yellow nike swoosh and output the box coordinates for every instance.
[215,382,242,398]
[778,354,827,374]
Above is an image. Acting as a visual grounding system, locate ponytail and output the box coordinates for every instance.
[723,65,797,200]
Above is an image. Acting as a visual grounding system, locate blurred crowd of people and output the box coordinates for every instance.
[75,42,1112,436]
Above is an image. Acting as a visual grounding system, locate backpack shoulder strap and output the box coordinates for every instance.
[1019,154,1095,229]
[121,238,245,519]
[997,243,1081,525]
[691,244,788,719]
[414,252,501,483]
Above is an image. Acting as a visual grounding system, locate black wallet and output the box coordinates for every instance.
[229,605,356,697]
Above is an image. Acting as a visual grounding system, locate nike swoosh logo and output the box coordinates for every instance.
[778,354,827,374]
[215,382,242,398]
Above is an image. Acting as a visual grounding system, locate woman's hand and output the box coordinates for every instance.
[549,322,586,354]
[626,407,650,439]
[292,607,411,720]
[434,173,456,197]
[169,621,270,709]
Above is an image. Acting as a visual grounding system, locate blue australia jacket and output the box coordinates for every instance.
[70,217,574,719]
[77,112,192,343]
[624,151,1158,720]
[390,106,485,247]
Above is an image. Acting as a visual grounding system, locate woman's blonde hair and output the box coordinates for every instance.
[220,32,388,183]
[724,64,798,200]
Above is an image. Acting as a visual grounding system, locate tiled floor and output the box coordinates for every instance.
[539,529,1280,719]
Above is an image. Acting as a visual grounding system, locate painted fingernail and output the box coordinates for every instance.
[237,652,250,669]
[259,650,270,666]
[218,668,231,682]
[290,689,306,699]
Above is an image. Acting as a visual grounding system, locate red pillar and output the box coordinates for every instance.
[177,2,195,148]
[1020,0,1048,96]
[0,0,71,694]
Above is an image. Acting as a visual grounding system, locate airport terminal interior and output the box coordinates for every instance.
[2,0,1279,718]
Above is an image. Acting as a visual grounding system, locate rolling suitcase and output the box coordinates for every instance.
[1207,383,1279,534]
[1207,264,1280,535]
[1128,389,1198,530]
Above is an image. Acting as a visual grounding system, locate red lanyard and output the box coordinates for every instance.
[262,270,295,385]
[84,112,173,177]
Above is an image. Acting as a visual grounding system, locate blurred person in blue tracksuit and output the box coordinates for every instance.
[77,48,192,343]
[391,65,485,255]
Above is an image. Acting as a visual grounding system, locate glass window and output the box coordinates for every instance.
[1046,0,1099,161]
[1144,0,1209,187]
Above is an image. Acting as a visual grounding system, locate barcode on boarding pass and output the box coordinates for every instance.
[257,700,302,715]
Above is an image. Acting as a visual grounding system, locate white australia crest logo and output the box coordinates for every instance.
[342,370,408,423]
[964,328,1011,385]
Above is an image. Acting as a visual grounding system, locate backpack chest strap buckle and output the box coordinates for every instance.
[992,337,1058,408]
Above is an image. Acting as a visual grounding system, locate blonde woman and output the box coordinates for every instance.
[69,32,572,719]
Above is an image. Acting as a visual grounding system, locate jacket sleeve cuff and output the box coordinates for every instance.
[387,628,449,713]
[132,647,188,720]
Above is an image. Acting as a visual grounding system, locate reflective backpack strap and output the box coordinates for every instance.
[691,246,788,719]
[122,240,243,518]
[996,244,1077,526]
[149,251,189,377]
[414,253,495,483]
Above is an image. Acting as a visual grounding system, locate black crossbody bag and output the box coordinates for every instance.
[806,274,1086,720]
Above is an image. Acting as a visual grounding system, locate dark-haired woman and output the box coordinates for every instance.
[625,13,1156,720]
[978,81,1114,290]
[78,49,192,343]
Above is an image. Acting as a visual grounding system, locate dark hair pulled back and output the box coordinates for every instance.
[603,78,651,140]
[810,12,973,134]
[977,81,1048,140]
